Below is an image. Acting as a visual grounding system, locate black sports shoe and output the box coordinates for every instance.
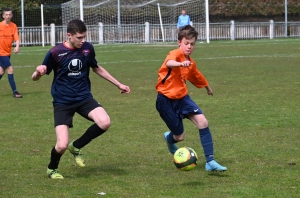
[13,91,23,98]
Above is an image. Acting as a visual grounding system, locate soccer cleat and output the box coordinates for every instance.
[164,132,178,155]
[13,91,23,98]
[68,141,85,167]
[47,168,64,179]
[205,160,227,172]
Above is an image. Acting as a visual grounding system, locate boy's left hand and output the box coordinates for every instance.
[119,84,130,94]
[206,86,213,96]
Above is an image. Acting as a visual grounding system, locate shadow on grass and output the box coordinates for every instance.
[68,165,129,178]
[181,180,204,186]
[207,172,230,177]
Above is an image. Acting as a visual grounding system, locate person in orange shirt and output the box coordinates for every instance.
[0,8,22,98]
[156,25,227,172]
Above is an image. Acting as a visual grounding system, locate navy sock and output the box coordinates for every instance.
[0,74,2,79]
[48,147,63,170]
[199,127,214,162]
[73,124,107,149]
[8,74,17,93]
[167,132,177,144]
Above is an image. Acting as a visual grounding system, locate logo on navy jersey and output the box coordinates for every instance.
[82,49,90,56]
[68,59,82,76]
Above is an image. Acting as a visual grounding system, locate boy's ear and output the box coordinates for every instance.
[177,40,181,46]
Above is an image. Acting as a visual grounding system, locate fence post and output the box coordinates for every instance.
[270,20,274,39]
[99,22,103,44]
[145,22,150,43]
[50,23,55,46]
[230,20,235,40]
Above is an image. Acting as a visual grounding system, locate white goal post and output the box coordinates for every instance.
[61,0,210,43]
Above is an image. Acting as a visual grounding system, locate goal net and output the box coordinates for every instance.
[61,0,206,43]
[62,0,205,25]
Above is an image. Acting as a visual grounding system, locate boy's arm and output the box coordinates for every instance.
[32,65,47,81]
[205,85,213,96]
[177,16,181,28]
[14,40,20,54]
[92,65,130,94]
[166,60,192,68]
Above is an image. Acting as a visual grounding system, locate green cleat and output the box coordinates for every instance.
[68,141,85,167]
[47,168,64,179]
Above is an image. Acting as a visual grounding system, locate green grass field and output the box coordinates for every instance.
[0,39,299,197]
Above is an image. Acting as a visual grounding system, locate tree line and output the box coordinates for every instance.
[1,0,300,26]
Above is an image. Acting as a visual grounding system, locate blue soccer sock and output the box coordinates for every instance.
[199,127,214,162]
[166,132,178,144]
[8,74,17,93]
[0,74,2,79]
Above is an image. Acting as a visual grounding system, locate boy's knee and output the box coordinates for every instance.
[174,133,185,142]
[200,120,209,129]
[55,143,68,153]
[95,119,111,131]
[197,115,209,129]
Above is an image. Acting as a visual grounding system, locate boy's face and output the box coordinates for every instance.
[67,32,86,49]
[2,11,13,23]
[178,37,196,56]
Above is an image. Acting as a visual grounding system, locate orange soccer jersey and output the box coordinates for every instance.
[0,21,19,56]
[155,48,208,99]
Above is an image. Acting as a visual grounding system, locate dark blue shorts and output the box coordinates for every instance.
[0,56,11,69]
[156,94,203,135]
[53,98,102,128]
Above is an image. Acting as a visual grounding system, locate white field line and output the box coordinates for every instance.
[16,43,300,55]
[14,53,300,68]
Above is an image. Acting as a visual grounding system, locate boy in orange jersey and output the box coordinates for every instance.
[156,25,227,172]
[0,8,22,98]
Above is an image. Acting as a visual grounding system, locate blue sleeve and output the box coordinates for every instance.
[89,45,98,68]
[42,50,54,75]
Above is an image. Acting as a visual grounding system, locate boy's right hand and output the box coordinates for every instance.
[180,61,192,67]
[36,65,47,75]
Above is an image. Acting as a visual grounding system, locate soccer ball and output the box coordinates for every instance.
[173,147,198,171]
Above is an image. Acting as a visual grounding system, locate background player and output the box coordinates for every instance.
[177,9,191,30]
[0,8,22,98]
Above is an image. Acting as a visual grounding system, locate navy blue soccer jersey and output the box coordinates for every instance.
[42,42,98,105]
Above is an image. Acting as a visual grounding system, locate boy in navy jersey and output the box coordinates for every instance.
[32,19,130,179]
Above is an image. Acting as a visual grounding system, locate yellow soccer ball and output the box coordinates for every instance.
[173,147,198,171]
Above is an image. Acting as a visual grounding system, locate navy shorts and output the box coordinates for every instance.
[156,94,203,135]
[0,56,11,69]
[53,98,102,128]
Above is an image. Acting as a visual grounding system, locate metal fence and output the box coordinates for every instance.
[18,21,300,46]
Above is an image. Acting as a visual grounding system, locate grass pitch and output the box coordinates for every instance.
[0,39,299,197]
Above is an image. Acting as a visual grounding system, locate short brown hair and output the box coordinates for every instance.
[178,25,198,41]
[2,7,12,15]
[67,19,87,35]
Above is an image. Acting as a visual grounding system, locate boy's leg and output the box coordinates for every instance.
[156,94,184,154]
[0,57,5,79]
[69,101,109,167]
[0,66,4,79]
[189,114,227,172]
[6,65,22,98]
[47,125,69,179]
[164,132,179,154]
